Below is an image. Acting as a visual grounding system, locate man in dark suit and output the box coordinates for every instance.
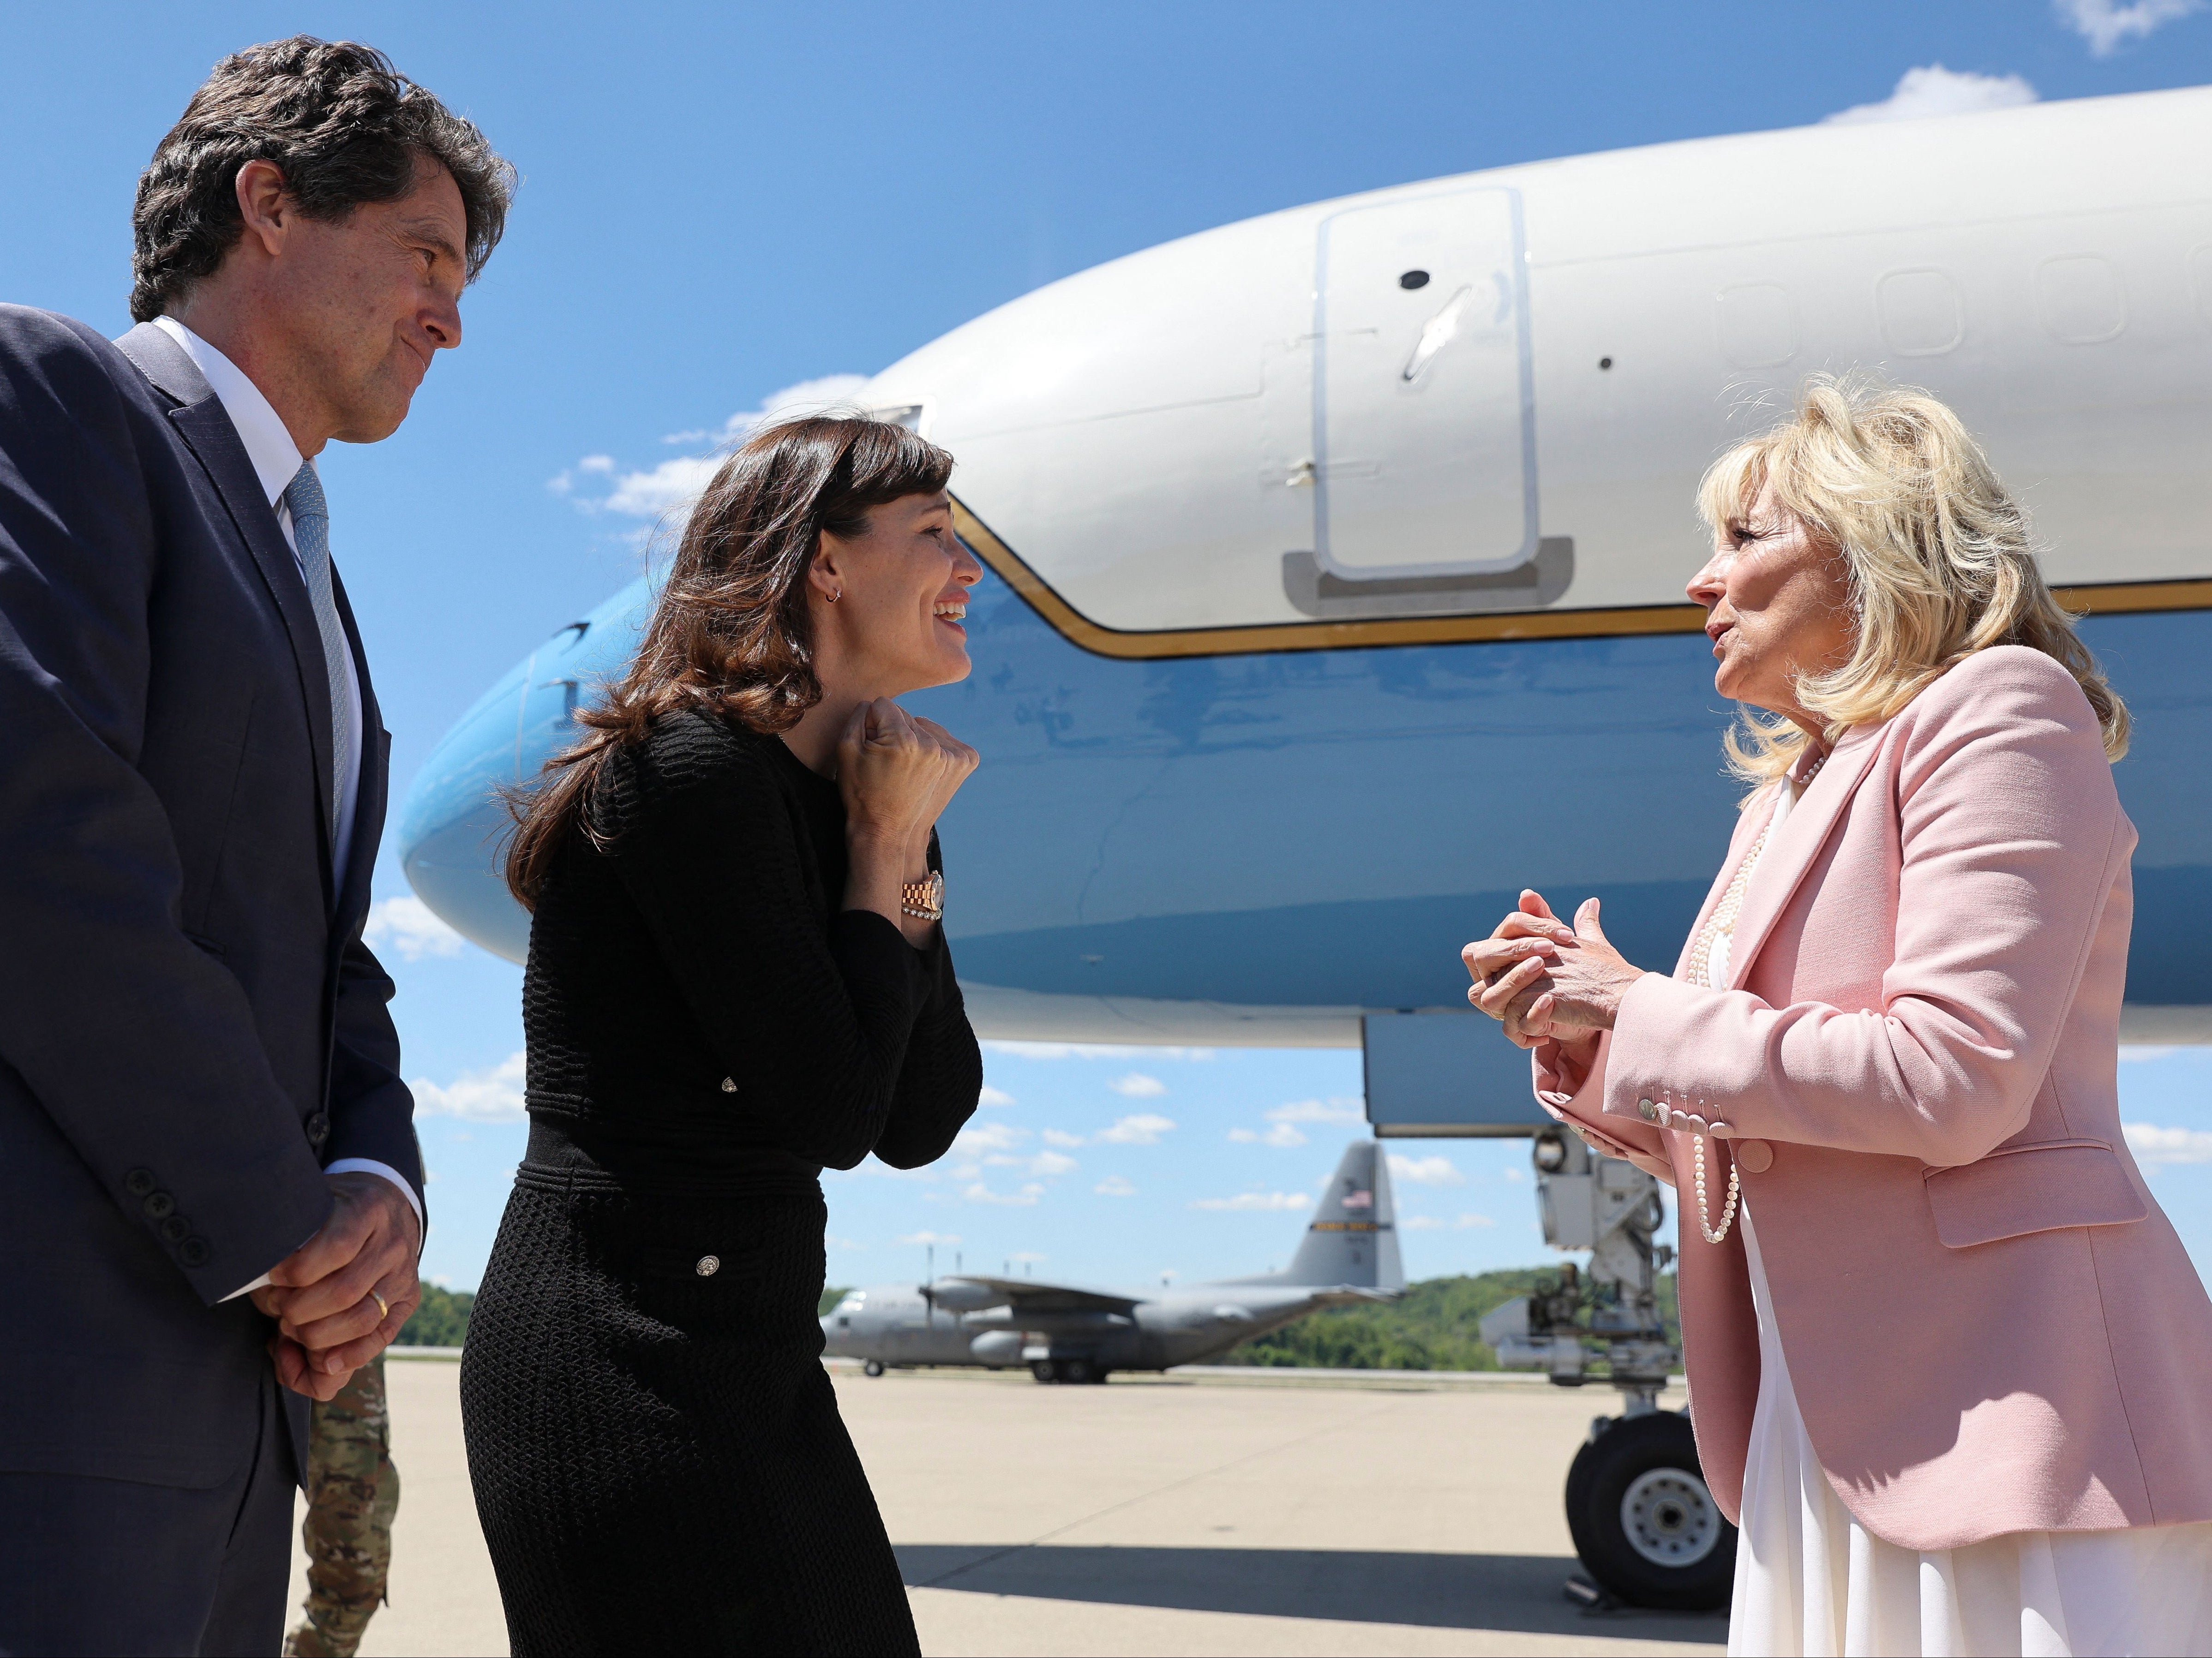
[0,38,513,1654]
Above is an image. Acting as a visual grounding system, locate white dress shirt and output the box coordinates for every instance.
[150,318,423,1294]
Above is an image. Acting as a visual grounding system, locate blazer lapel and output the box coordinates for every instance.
[1724,725,1887,992]
[113,324,339,857]
[1671,791,1781,979]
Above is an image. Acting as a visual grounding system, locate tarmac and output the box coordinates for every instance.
[293,1354,1730,1657]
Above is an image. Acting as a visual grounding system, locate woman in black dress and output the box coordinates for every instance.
[462,415,984,1655]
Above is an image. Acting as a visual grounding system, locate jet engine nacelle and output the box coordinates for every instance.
[968,1331,1025,1365]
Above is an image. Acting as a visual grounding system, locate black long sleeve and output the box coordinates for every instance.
[520,711,979,1177]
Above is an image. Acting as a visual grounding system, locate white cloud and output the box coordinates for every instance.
[1404,1212,1496,1231]
[1402,1215,1445,1231]
[1824,64,2038,125]
[977,1084,1016,1107]
[956,1121,1028,1153]
[964,1181,1045,1207]
[1042,1128,1086,1149]
[1096,1113,1175,1145]
[1504,1168,1526,1184]
[412,1051,525,1121]
[2057,0,2202,55]
[897,1230,960,1246]
[991,1149,1077,1179]
[1193,1191,1313,1212]
[1095,1174,1137,1197]
[1229,1123,1308,1148]
[1389,1153,1465,1187]
[555,374,869,521]
[1110,1072,1167,1098]
[364,895,468,962]
[1267,1096,1365,1125]
[660,374,873,447]
[826,1235,865,1251]
[983,1041,1216,1061]
[1455,1212,1498,1229]
[2124,1121,2212,1169]
[2120,1046,2182,1062]
[601,454,724,519]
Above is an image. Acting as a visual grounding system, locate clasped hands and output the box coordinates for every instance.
[1462,889,1648,1068]
[250,1171,421,1401]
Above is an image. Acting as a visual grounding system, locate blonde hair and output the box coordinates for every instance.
[1696,376,2128,791]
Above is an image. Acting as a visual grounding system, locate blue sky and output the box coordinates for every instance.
[6,1,2212,1291]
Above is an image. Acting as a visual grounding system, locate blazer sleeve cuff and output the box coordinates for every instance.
[1602,972,1709,1125]
[1532,1030,1671,1180]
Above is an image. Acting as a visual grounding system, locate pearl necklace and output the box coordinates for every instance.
[1685,746,1827,1246]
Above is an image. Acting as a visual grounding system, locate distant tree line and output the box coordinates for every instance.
[396,1283,474,1348]
[1215,1269,1680,1371]
[396,1273,1680,1370]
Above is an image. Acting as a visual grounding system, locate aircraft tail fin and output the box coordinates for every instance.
[1283,1139,1403,1290]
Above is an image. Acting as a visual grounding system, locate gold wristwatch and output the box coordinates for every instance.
[901,870,944,922]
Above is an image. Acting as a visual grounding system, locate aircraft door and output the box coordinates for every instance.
[1313,187,1537,579]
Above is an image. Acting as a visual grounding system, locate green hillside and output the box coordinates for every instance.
[1215,1269,1680,1371]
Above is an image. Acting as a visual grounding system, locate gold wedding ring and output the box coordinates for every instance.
[372,1291,390,1321]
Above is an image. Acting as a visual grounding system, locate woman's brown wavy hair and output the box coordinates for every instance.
[504,414,953,907]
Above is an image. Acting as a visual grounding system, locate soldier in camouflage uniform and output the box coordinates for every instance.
[283,1355,399,1658]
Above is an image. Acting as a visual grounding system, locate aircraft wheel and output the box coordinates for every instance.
[1031,1361,1058,1383]
[863,1360,884,1378]
[1058,1358,1093,1384]
[1565,1411,1735,1611]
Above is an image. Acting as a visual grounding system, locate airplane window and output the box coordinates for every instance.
[1715,282,1798,370]
[1876,268,1965,358]
[2036,255,2126,345]
[1398,269,1430,290]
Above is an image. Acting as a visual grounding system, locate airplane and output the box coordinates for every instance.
[396,85,2212,1608]
[820,1140,1402,1383]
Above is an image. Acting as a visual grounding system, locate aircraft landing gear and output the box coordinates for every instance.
[863,1360,885,1377]
[1030,1358,1109,1384]
[1479,1125,1737,1610]
[1565,1411,1733,1610]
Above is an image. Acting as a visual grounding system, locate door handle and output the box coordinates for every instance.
[1403,285,1476,382]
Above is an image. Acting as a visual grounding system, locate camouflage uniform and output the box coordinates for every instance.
[283,1354,399,1658]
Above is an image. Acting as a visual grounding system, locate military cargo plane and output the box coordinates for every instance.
[821,1140,1402,1382]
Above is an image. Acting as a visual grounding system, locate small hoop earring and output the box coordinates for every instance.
[828,588,842,603]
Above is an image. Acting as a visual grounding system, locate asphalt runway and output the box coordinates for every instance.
[294,1356,1729,1657]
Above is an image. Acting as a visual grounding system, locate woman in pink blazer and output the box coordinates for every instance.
[1465,382,2212,1657]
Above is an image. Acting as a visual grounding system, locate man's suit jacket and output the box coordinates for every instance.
[1534,645,2212,1551]
[0,305,423,1487]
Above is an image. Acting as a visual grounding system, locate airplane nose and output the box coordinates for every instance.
[396,578,652,960]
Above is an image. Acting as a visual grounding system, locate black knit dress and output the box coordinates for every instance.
[461,711,980,1657]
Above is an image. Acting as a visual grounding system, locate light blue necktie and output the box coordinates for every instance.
[280,460,353,831]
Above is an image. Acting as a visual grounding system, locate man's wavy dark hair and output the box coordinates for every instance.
[130,36,516,322]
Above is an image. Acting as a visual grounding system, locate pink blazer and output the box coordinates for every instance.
[1532,645,2212,1552]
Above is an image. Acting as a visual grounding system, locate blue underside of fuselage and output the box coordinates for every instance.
[398,567,2212,1012]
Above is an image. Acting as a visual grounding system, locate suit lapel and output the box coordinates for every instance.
[1724,725,1887,992]
[330,567,384,926]
[113,323,339,858]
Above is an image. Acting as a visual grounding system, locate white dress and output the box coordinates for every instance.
[1702,781,2212,1658]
